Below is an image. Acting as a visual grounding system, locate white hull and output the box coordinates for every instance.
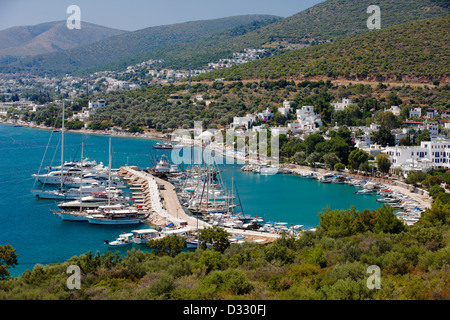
[258,167,278,175]
[54,211,88,221]
[32,190,80,200]
[35,176,64,185]
[87,216,142,225]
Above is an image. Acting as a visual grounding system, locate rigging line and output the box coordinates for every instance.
[60,142,83,188]
[0,177,34,184]
[40,134,62,190]
[0,169,37,176]
[32,131,54,190]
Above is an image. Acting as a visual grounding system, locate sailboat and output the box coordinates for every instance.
[85,137,142,225]
[52,139,92,221]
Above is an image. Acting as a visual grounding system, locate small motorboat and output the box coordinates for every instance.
[104,233,133,247]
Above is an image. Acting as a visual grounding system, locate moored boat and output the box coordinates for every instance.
[86,211,142,225]
[104,233,134,247]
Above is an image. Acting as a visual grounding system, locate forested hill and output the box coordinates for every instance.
[0,15,280,76]
[195,16,450,83]
[2,0,448,77]
[116,0,450,72]
[239,0,449,46]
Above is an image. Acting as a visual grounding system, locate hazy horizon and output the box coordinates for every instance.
[0,0,323,32]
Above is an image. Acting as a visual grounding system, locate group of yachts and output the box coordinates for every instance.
[31,157,146,225]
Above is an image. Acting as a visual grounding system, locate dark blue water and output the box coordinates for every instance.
[0,123,381,277]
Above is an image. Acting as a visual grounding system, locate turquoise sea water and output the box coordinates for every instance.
[0,123,381,277]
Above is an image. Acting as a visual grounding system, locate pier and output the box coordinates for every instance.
[118,166,280,242]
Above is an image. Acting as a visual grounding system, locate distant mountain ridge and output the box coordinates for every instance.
[0,21,127,56]
[0,0,448,77]
[0,15,281,76]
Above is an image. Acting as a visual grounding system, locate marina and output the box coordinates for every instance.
[0,123,430,277]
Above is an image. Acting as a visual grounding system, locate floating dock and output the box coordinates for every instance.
[118,166,280,242]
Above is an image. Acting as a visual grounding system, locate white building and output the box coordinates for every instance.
[257,108,274,121]
[409,107,422,119]
[231,114,255,130]
[442,110,450,118]
[384,139,450,171]
[419,122,439,137]
[278,100,292,118]
[88,99,106,109]
[0,103,10,116]
[331,98,352,112]
[385,106,401,116]
[295,105,322,130]
[426,108,438,119]
[270,127,289,137]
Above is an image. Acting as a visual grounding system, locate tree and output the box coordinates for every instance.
[293,151,306,163]
[323,152,341,169]
[376,153,391,174]
[348,149,369,171]
[380,111,398,130]
[147,235,186,257]
[304,134,325,154]
[306,152,321,166]
[420,193,450,225]
[199,226,230,253]
[416,130,431,145]
[274,111,285,125]
[372,125,395,147]
[429,185,445,200]
[0,244,18,280]
[373,205,406,234]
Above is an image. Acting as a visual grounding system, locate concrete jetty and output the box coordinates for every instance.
[117,166,280,242]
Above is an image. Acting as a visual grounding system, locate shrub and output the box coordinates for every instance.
[201,269,253,296]
[195,250,228,273]
[430,184,445,200]
[306,247,327,268]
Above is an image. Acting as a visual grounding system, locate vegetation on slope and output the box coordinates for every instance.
[0,202,448,300]
[195,16,450,82]
[2,0,448,76]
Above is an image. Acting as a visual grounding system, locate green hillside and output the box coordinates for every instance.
[0,15,280,76]
[195,16,450,83]
[91,0,450,74]
[241,0,449,45]
[2,0,448,77]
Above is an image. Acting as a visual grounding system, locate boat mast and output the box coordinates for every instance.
[60,99,65,191]
[206,166,209,213]
[79,140,84,212]
[108,137,111,206]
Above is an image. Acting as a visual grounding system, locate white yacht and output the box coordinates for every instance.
[52,210,89,221]
[86,211,142,225]
[32,184,108,200]
[56,194,126,210]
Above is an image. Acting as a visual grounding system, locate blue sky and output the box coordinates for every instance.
[0,0,323,31]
